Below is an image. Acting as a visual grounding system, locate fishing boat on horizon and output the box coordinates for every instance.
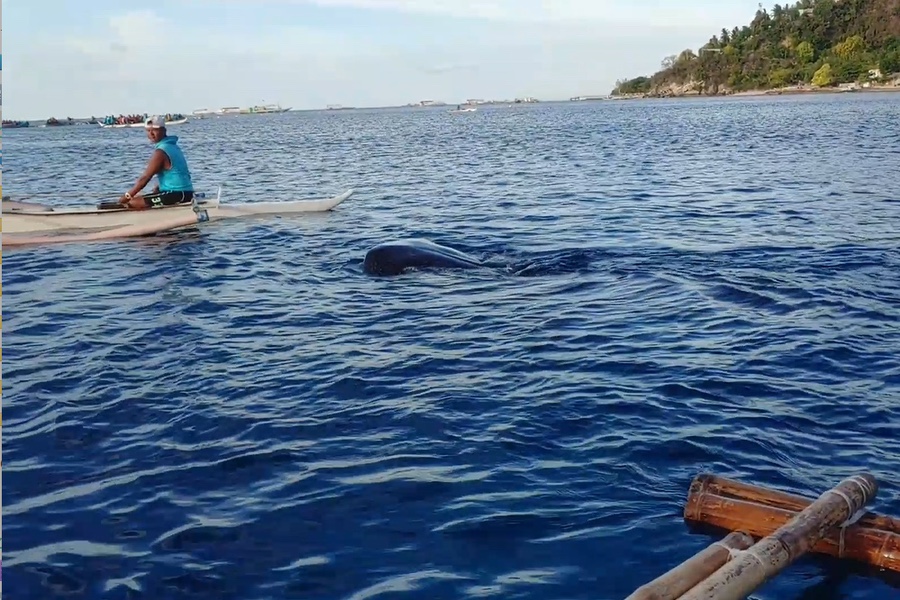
[98,114,189,128]
[243,103,292,114]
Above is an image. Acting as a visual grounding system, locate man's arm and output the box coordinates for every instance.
[124,150,166,199]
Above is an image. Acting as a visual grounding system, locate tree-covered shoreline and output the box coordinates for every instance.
[612,0,900,97]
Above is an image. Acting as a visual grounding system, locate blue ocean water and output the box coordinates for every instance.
[2,94,900,600]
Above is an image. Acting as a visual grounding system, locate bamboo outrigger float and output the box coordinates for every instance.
[627,472,899,600]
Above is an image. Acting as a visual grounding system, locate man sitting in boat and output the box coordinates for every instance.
[119,115,194,210]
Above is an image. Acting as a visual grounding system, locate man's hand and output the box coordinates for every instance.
[124,151,166,206]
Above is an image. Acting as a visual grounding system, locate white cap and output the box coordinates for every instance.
[145,115,166,129]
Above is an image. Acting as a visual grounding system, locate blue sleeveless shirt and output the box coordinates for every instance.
[154,136,194,192]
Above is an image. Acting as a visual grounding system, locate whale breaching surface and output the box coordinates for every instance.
[362,238,484,276]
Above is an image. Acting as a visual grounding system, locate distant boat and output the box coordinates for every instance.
[2,120,30,128]
[98,116,189,129]
[449,106,477,114]
[206,105,291,115]
[45,117,75,127]
[243,104,291,114]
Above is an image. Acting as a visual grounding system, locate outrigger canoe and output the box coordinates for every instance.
[2,187,353,244]
[98,118,189,129]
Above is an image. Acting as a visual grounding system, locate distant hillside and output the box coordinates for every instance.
[612,0,900,96]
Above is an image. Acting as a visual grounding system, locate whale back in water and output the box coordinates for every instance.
[363,238,484,275]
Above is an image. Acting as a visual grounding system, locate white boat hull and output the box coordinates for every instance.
[2,188,353,235]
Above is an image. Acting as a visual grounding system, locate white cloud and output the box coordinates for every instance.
[108,9,168,38]
[200,0,762,29]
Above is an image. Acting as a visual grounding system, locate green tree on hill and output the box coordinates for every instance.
[882,51,900,73]
[796,40,816,63]
[834,34,866,58]
[812,63,834,86]
[611,0,900,96]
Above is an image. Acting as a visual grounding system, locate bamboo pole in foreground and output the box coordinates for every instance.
[684,476,900,572]
[678,473,878,600]
[625,531,755,600]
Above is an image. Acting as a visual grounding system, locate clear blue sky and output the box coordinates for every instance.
[3,0,767,119]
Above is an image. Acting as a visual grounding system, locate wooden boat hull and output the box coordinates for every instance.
[2,188,353,234]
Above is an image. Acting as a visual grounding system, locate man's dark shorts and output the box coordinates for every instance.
[145,190,194,207]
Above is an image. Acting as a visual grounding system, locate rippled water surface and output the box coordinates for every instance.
[3,94,900,600]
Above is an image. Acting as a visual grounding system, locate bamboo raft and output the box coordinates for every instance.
[627,472,900,600]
